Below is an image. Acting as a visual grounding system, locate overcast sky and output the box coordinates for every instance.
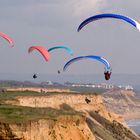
[0,0,140,82]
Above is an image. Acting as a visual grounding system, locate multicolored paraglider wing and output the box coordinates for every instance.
[78,13,140,32]
[48,46,73,55]
[28,46,50,62]
[63,55,111,71]
[0,32,14,47]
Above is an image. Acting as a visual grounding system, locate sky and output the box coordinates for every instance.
[0,0,140,82]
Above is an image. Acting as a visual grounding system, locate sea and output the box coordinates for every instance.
[127,119,140,135]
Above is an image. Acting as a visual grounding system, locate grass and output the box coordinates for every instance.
[0,104,82,124]
[0,89,105,104]
[0,90,100,123]
[0,91,83,123]
[0,91,48,104]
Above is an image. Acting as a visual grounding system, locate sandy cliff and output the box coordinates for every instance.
[6,87,71,93]
[0,115,95,140]
[7,94,121,122]
[1,89,140,140]
[102,89,140,120]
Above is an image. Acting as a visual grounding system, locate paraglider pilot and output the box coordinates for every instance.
[104,69,112,80]
[33,74,37,79]
[57,70,61,74]
[85,97,91,104]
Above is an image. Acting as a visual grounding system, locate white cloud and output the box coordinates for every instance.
[70,0,108,18]
[22,0,108,24]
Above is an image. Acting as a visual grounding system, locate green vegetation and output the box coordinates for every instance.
[59,103,75,111]
[0,90,92,124]
[0,90,84,124]
[0,104,82,124]
[0,89,104,105]
[0,86,138,139]
[0,87,105,125]
[0,91,47,103]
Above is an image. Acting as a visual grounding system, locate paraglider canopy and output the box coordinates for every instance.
[0,32,14,47]
[63,55,111,72]
[63,55,112,80]
[78,13,140,32]
[48,46,73,55]
[28,46,50,62]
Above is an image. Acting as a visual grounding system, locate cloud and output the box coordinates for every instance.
[16,0,108,29]
[0,0,108,29]
[71,0,108,18]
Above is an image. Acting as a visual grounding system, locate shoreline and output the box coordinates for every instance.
[122,113,140,135]
[122,112,140,121]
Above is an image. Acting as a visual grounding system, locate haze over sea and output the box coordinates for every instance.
[1,73,140,89]
[127,120,140,135]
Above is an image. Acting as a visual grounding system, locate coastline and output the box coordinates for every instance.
[123,113,140,135]
[123,112,140,121]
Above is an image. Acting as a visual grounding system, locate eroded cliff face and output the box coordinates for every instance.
[7,94,121,122]
[102,89,140,120]
[3,90,140,140]
[0,115,95,140]
[0,111,139,140]
[7,87,71,93]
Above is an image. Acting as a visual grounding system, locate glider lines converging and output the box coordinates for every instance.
[1,13,140,80]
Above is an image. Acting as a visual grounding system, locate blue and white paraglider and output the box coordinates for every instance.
[78,13,140,32]
[63,55,112,80]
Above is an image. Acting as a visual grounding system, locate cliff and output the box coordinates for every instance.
[0,115,95,140]
[6,94,121,122]
[102,89,140,120]
[6,87,71,93]
[1,90,140,140]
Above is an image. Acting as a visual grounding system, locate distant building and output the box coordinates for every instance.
[65,82,133,91]
[118,85,133,90]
